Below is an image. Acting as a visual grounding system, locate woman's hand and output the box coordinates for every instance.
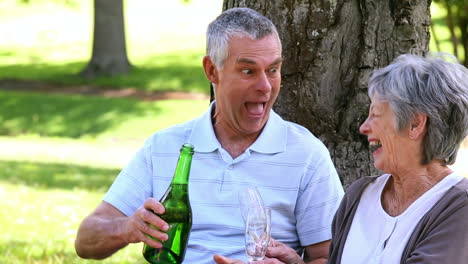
[265,239,304,264]
[213,239,303,264]
[213,255,285,264]
[213,255,245,264]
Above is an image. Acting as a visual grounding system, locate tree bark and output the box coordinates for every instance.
[222,0,430,187]
[80,0,132,78]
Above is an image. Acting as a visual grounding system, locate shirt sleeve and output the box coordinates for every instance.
[295,145,345,246]
[103,138,154,216]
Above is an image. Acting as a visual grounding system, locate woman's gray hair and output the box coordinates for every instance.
[206,7,280,68]
[368,53,468,165]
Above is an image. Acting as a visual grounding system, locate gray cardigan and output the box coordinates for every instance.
[328,176,468,264]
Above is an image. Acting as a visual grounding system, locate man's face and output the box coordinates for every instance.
[211,34,282,138]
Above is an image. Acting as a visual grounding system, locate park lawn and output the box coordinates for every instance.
[0,90,209,263]
[0,50,210,94]
[0,182,146,264]
[0,137,147,263]
[0,90,209,140]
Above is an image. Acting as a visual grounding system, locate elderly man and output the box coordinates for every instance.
[74,7,343,264]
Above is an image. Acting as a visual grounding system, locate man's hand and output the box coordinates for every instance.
[75,198,170,259]
[125,198,170,248]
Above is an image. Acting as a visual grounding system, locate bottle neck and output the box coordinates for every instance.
[172,146,193,185]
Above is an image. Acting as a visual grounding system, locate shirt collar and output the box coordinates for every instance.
[189,101,220,153]
[249,110,287,154]
[189,101,287,154]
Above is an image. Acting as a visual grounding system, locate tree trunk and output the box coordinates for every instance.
[222,0,430,187]
[80,0,132,78]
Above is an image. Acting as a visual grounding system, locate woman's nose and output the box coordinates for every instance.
[359,118,370,135]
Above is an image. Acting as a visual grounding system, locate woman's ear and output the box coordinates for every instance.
[203,56,219,84]
[409,113,427,140]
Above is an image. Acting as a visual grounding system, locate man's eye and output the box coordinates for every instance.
[270,67,278,73]
[241,69,252,74]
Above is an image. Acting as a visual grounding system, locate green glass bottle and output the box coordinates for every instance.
[143,143,194,264]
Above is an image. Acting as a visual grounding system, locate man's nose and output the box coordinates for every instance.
[254,72,272,93]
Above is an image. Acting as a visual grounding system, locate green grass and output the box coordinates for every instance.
[0,90,208,263]
[0,136,139,169]
[0,182,147,264]
[0,92,209,263]
[0,52,209,93]
[0,91,208,263]
[0,160,120,191]
[0,90,208,140]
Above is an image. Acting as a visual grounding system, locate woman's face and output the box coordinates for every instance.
[359,96,420,173]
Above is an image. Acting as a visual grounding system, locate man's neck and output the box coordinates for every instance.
[213,123,260,159]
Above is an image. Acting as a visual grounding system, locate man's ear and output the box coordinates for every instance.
[203,56,219,84]
[409,113,427,140]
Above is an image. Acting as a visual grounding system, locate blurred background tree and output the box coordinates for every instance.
[431,0,467,66]
[80,0,132,77]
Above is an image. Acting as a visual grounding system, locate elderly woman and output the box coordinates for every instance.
[328,53,468,264]
[214,53,468,264]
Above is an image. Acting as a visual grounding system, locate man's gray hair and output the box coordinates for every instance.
[206,7,280,68]
[368,53,468,165]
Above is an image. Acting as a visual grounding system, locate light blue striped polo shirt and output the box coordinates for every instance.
[103,102,344,263]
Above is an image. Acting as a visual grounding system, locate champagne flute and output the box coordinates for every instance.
[238,186,265,222]
[244,206,271,262]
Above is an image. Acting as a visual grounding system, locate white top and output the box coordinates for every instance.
[103,102,344,263]
[342,173,463,264]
